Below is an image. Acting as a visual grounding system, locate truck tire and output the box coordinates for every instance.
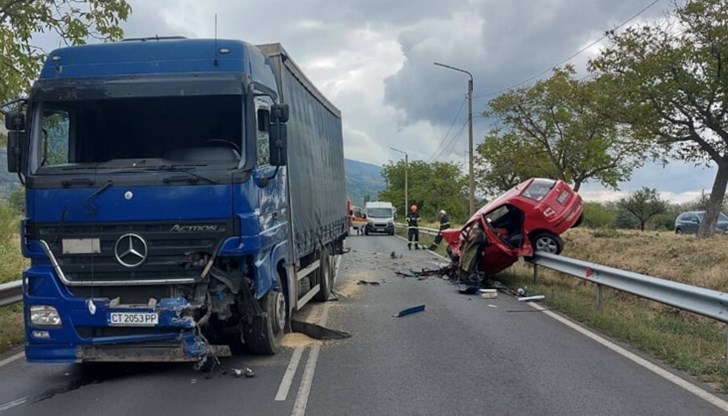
[244,273,287,354]
[314,248,333,302]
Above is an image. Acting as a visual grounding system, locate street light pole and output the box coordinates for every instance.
[434,61,475,215]
[390,147,408,216]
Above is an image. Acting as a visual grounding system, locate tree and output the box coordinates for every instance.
[0,0,131,105]
[590,0,728,238]
[474,131,544,197]
[479,66,644,195]
[380,160,469,223]
[581,201,617,228]
[618,187,667,231]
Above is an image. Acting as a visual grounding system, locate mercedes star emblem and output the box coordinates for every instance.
[114,233,148,268]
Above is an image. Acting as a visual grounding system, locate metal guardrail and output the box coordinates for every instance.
[394,223,440,236]
[529,252,728,324]
[0,280,22,307]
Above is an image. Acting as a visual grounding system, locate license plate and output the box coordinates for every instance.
[557,190,570,204]
[108,312,159,327]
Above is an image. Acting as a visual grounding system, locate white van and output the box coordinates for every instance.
[364,201,396,235]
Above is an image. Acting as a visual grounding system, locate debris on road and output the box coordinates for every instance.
[395,264,457,279]
[457,285,480,295]
[393,304,426,317]
[390,251,402,259]
[233,367,255,378]
[479,289,497,299]
[356,280,381,286]
[518,295,545,302]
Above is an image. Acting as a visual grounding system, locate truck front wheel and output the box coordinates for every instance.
[244,274,287,354]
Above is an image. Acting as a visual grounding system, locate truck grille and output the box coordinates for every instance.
[31,220,234,285]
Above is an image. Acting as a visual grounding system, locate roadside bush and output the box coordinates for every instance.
[582,201,616,228]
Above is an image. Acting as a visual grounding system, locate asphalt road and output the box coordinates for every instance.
[1,232,728,415]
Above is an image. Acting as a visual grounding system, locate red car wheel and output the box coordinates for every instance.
[530,232,563,254]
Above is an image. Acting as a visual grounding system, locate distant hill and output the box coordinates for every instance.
[345,159,385,207]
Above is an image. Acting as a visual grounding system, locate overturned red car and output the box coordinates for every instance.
[442,178,583,277]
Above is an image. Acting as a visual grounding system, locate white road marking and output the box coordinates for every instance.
[289,301,330,415]
[0,396,30,412]
[529,302,728,413]
[275,347,304,402]
[290,344,321,416]
[0,352,24,369]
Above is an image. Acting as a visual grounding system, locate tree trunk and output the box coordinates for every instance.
[697,160,728,238]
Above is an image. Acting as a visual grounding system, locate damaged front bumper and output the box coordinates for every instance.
[24,271,231,363]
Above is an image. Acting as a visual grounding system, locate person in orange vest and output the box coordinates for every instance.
[406,204,420,250]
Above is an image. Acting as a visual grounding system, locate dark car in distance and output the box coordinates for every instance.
[674,211,728,234]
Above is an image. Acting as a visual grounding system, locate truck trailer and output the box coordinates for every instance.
[3,37,347,364]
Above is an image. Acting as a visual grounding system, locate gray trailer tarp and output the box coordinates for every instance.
[259,44,347,260]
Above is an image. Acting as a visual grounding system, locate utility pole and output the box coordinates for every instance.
[434,62,475,215]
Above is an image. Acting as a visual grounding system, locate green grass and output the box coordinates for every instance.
[0,303,24,355]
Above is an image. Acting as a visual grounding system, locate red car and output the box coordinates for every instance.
[442,178,583,277]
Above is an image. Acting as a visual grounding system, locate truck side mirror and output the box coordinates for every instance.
[7,130,24,173]
[269,123,287,166]
[4,110,26,173]
[271,103,289,123]
[5,111,25,130]
[268,103,289,166]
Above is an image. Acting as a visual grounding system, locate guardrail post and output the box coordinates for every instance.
[532,264,538,283]
[596,284,603,311]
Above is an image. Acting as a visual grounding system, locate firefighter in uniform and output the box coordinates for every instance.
[428,210,450,250]
[406,204,420,250]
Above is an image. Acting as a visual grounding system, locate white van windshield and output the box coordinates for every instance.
[367,208,393,218]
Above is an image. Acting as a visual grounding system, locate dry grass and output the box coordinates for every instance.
[497,227,728,390]
[561,228,728,291]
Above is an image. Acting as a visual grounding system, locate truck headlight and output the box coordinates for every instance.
[29,305,62,327]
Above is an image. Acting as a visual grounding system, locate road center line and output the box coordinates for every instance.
[529,302,728,413]
[275,347,304,402]
[290,344,321,416]
[289,287,331,415]
[0,396,30,412]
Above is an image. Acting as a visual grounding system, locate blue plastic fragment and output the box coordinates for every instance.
[393,304,426,317]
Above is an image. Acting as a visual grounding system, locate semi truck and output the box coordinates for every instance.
[2,37,348,365]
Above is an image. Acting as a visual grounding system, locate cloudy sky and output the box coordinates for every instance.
[42,0,715,203]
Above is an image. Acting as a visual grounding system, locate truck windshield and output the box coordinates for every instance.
[367,208,392,218]
[31,94,243,173]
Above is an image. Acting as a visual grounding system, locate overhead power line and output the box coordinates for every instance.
[431,119,468,163]
[473,0,662,100]
[427,96,467,162]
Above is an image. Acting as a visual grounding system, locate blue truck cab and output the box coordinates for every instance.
[3,37,348,364]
